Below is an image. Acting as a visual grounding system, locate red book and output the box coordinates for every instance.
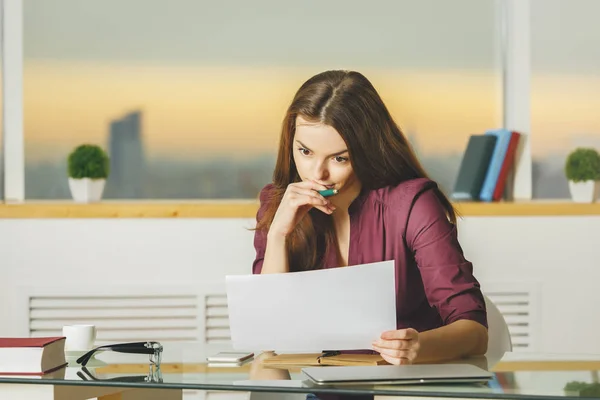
[492,131,521,201]
[0,337,67,375]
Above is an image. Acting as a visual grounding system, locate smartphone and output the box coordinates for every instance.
[207,361,248,368]
[206,351,254,363]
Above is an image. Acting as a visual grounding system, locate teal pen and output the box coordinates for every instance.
[318,188,338,197]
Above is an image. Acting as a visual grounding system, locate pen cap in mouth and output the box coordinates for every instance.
[318,189,338,197]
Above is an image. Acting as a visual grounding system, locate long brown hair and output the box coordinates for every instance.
[256,70,456,272]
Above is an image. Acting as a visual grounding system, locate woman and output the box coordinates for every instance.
[251,70,488,365]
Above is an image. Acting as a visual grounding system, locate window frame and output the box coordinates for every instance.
[2,0,532,203]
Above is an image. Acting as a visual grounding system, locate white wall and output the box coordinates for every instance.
[460,216,599,354]
[1,216,599,355]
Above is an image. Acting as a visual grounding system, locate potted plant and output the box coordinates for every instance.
[564,147,600,203]
[67,144,110,203]
[564,381,600,397]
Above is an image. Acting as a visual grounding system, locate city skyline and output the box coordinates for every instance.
[22,101,597,200]
[23,149,582,200]
[24,62,501,162]
[24,61,600,165]
[21,61,600,200]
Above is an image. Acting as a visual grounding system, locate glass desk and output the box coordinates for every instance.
[2,350,600,400]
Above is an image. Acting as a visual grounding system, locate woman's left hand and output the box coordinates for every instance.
[372,328,420,365]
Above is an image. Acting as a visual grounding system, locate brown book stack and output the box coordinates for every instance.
[0,337,68,376]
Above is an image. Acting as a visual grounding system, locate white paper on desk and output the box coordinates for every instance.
[225,260,396,352]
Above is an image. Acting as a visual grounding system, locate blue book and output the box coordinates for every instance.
[479,129,513,202]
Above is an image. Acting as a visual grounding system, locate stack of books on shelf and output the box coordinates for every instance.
[451,129,521,202]
[0,337,67,377]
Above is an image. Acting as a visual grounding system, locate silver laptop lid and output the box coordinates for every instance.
[302,364,493,385]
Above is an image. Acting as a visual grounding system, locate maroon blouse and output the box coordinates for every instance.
[252,178,487,332]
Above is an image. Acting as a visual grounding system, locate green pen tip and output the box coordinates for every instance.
[318,188,338,197]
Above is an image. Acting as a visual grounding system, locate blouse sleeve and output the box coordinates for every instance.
[251,184,273,275]
[404,187,488,329]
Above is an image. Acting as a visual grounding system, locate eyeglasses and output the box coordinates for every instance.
[76,341,163,368]
[77,366,163,383]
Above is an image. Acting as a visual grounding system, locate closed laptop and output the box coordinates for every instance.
[302,363,493,386]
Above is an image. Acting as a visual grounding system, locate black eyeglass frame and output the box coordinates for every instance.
[76,341,163,367]
[76,365,163,383]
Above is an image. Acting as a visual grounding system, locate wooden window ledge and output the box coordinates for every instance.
[1,200,600,218]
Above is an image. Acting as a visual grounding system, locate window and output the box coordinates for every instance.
[22,0,501,200]
[0,40,3,201]
[531,0,600,199]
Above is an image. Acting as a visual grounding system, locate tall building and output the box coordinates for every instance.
[106,111,145,198]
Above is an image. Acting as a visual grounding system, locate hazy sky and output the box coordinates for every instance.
[23,0,600,72]
[21,0,600,162]
[23,0,498,69]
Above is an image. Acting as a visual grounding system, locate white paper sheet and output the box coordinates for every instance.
[225,260,397,352]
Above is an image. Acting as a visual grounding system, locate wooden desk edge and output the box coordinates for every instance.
[1,201,600,218]
[96,360,600,374]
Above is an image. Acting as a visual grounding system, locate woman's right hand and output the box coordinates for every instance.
[269,181,336,238]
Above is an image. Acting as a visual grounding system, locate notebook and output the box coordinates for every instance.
[302,363,493,386]
[492,131,521,201]
[479,129,521,202]
[452,134,497,201]
[261,352,386,368]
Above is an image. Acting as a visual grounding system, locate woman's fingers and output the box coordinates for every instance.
[373,328,420,365]
[270,181,335,236]
[290,181,337,202]
[372,346,416,360]
[287,188,336,214]
[372,338,418,351]
[380,328,419,341]
[288,188,327,202]
[379,353,412,365]
[291,180,330,192]
[288,190,327,208]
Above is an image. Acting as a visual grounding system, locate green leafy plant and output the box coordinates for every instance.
[67,144,110,179]
[564,381,600,397]
[565,147,600,182]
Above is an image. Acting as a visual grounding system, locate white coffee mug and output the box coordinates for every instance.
[62,324,96,351]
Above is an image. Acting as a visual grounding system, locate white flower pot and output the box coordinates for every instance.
[568,180,600,203]
[68,178,106,203]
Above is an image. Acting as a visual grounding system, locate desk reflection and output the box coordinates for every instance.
[245,351,495,400]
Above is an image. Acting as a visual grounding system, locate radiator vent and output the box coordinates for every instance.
[485,290,534,350]
[29,295,199,342]
[205,294,231,344]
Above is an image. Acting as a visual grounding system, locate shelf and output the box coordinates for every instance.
[453,200,600,216]
[1,200,600,218]
[0,200,259,218]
